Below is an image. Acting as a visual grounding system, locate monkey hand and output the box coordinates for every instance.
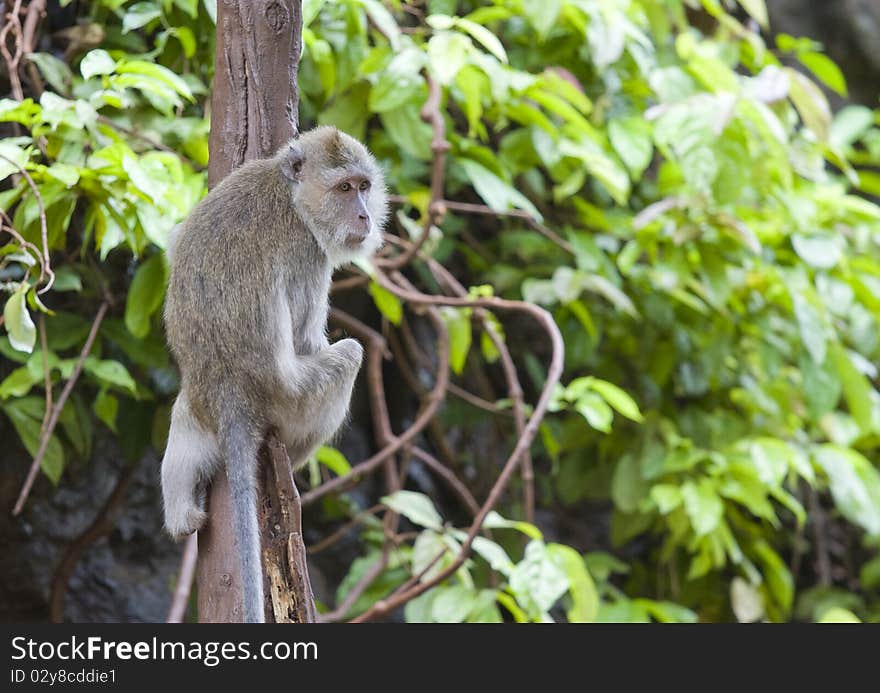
[328,337,364,374]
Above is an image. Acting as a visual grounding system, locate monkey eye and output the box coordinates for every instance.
[358,180,371,191]
[338,181,352,192]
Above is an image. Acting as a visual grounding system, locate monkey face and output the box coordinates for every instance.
[285,127,388,268]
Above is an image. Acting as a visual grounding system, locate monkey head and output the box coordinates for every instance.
[280,126,388,267]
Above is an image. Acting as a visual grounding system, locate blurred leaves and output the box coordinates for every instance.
[3,0,880,624]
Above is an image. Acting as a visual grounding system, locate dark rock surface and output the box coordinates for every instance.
[1,427,184,623]
[768,0,880,104]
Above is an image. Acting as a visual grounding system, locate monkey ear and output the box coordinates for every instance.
[280,144,305,183]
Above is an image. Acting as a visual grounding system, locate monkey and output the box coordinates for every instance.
[160,126,388,623]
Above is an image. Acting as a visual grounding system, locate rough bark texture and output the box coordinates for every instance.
[198,0,314,624]
[207,0,303,186]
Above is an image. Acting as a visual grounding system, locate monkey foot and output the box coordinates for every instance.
[164,506,208,541]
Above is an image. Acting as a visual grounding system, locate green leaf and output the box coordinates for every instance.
[830,106,874,150]
[791,289,827,365]
[427,31,470,85]
[59,396,92,460]
[813,445,880,536]
[122,2,162,33]
[817,607,861,623]
[731,576,764,623]
[791,233,844,270]
[483,510,543,540]
[439,307,472,375]
[589,378,644,422]
[611,454,650,513]
[470,536,514,576]
[115,60,194,101]
[636,599,699,623]
[380,103,432,159]
[411,530,455,582]
[465,589,503,623]
[172,26,196,58]
[431,585,477,623]
[46,162,80,187]
[547,543,599,623]
[80,49,116,79]
[0,142,28,184]
[368,280,403,325]
[93,390,119,433]
[454,18,507,63]
[828,344,873,435]
[3,397,64,483]
[404,587,440,623]
[0,366,37,399]
[522,0,561,39]
[381,490,443,530]
[203,0,217,22]
[83,358,137,395]
[608,117,653,179]
[4,285,36,353]
[558,138,631,205]
[798,51,847,97]
[27,53,73,94]
[682,479,723,536]
[737,0,768,27]
[460,159,542,219]
[313,446,351,476]
[358,0,401,51]
[787,68,831,141]
[125,254,168,338]
[303,0,326,26]
[576,392,613,433]
[509,540,569,616]
[752,539,794,615]
[368,48,424,113]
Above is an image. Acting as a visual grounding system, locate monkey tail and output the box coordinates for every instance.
[220,419,265,623]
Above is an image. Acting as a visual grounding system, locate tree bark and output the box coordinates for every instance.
[198,0,314,623]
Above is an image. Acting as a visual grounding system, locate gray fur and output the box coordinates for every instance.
[160,126,387,623]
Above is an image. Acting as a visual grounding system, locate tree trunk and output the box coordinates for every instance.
[197,0,315,623]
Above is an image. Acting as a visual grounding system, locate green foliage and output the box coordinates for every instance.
[4,0,880,622]
[298,0,880,622]
[1,0,208,487]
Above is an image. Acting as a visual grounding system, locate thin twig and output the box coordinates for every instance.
[96,115,198,165]
[308,504,384,555]
[447,382,511,415]
[38,314,51,430]
[410,446,480,517]
[0,1,25,101]
[378,71,449,270]
[0,153,53,293]
[422,248,535,523]
[20,0,45,96]
[809,488,832,586]
[389,195,574,255]
[1,207,44,270]
[166,534,198,623]
[318,546,390,623]
[330,273,370,294]
[301,305,451,507]
[349,271,564,622]
[12,302,108,516]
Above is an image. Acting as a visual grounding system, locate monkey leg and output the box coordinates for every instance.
[276,337,363,460]
[161,394,220,540]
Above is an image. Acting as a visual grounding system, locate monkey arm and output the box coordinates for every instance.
[273,338,364,458]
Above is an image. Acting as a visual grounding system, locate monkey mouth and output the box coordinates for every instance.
[345,231,369,247]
